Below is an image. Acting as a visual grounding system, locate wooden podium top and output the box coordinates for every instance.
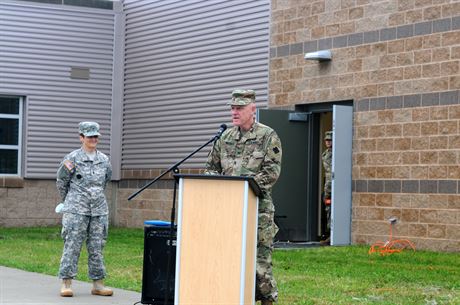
[173,173,261,197]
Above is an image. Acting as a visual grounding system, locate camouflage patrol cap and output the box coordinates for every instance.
[324,131,333,140]
[79,121,100,137]
[227,89,256,106]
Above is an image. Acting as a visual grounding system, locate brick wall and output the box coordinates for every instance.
[269,0,460,251]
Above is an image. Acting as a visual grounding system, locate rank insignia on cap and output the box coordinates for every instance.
[63,160,75,172]
[273,147,280,154]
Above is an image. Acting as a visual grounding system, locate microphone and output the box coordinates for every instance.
[214,124,227,139]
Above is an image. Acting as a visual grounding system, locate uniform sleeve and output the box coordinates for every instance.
[253,131,282,196]
[56,158,75,201]
[204,139,223,175]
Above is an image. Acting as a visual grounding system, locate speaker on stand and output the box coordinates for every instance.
[141,220,176,305]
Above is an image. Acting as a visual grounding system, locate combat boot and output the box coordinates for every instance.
[60,279,73,297]
[91,279,113,296]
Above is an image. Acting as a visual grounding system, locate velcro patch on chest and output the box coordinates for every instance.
[63,160,75,172]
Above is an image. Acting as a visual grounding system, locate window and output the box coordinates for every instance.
[0,96,22,175]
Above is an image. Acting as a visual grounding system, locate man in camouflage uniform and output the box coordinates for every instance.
[56,122,113,297]
[205,89,282,305]
[321,131,333,244]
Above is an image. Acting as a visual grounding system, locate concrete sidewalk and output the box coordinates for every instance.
[0,266,141,305]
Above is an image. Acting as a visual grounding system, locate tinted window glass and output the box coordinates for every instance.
[0,119,19,145]
[0,97,19,114]
[0,149,18,174]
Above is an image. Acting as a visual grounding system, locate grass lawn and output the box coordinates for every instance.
[0,227,458,304]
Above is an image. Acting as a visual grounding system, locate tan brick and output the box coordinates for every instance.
[368,152,387,165]
[420,121,439,136]
[376,166,393,178]
[442,32,460,47]
[394,138,411,150]
[356,45,372,58]
[403,122,421,136]
[429,166,448,179]
[369,125,386,137]
[376,138,394,151]
[412,137,430,150]
[427,224,446,238]
[404,66,421,79]
[447,166,460,179]
[424,6,442,20]
[406,9,424,23]
[452,46,460,59]
[355,72,370,85]
[414,49,432,64]
[388,40,405,54]
[439,121,457,134]
[311,26,325,39]
[360,166,376,178]
[395,80,414,95]
[423,34,441,49]
[387,68,404,81]
[385,152,403,166]
[420,209,439,223]
[386,124,402,137]
[446,224,460,240]
[325,23,340,36]
[354,153,367,165]
[348,59,363,72]
[429,136,448,149]
[375,194,392,207]
[430,107,448,120]
[448,135,460,149]
[368,208,385,220]
[420,151,438,164]
[393,194,412,207]
[380,55,397,68]
[402,151,420,164]
[438,151,457,164]
[449,75,460,89]
[411,166,429,179]
[340,21,355,34]
[432,47,450,62]
[402,208,420,222]
[359,139,377,151]
[440,61,460,76]
[412,108,430,121]
[447,195,460,209]
[408,223,427,237]
[338,74,354,87]
[360,194,376,206]
[389,12,405,26]
[431,77,449,91]
[370,69,387,82]
[371,42,387,56]
[422,63,440,77]
[378,82,395,96]
[282,81,296,92]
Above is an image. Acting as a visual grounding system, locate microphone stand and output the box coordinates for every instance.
[128,130,224,305]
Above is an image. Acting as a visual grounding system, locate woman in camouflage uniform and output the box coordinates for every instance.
[56,122,113,297]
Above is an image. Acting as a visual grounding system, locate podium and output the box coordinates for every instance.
[173,174,260,305]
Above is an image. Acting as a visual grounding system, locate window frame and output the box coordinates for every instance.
[0,96,23,176]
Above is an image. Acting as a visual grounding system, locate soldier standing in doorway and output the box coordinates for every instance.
[321,131,332,245]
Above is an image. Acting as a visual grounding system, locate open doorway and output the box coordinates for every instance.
[258,101,353,245]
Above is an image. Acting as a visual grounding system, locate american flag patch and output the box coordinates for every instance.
[63,160,74,172]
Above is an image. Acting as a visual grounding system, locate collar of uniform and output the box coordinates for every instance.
[78,148,99,161]
[236,121,258,141]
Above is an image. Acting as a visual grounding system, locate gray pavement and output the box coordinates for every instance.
[0,266,141,305]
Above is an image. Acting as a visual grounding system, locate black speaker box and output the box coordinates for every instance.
[141,224,176,305]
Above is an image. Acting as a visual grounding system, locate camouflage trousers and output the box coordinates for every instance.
[256,211,279,302]
[325,205,331,231]
[58,213,108,280]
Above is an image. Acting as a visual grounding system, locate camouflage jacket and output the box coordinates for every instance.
[205,122,282,211]
[57,148,112,216]
[322,148,332,197]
